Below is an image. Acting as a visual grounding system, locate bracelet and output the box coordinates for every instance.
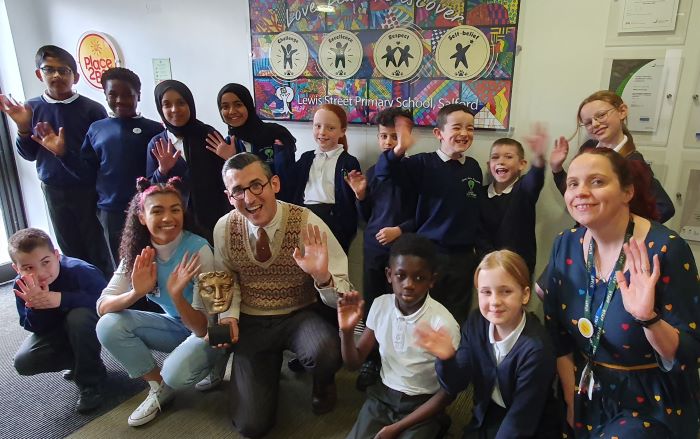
[634,311,662,328]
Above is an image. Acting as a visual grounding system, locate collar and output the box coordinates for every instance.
[151,231,184,262]
[392,293,431,323]
[247,200,283,239]
[42,92,79,104]
[597,135,627,153]
[436,149,466,165]
[488,311,527,352]
[315,145,344,158]
[167,130,183,145]
[109,113,143,119]
[487,176,520,198]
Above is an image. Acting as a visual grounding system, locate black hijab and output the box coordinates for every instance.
[154,80,228,237]
[216,83,296,147]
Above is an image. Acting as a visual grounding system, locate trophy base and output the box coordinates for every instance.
[208,324,232,346]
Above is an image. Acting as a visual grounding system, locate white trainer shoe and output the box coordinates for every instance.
[127,380,174,427]
[195,354,228,392]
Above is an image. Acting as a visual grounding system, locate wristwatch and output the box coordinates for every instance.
[634,310,662,328]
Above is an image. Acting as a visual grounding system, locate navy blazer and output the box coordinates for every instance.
[292,149,361,247]
[436,310,559,439]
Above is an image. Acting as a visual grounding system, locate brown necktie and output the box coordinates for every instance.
[255,228,272,262]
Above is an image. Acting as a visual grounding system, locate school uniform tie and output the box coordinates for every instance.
[255,228,272,262]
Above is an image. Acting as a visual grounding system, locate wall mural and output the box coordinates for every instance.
[249,0,520,128]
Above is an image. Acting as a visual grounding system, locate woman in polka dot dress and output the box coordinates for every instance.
[543,148,700,438]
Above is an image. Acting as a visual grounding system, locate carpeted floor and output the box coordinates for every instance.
[0,282,159,439]
[67,354,474,439]
[0,281,474,438]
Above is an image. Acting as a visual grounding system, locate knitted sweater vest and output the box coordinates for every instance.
[227,203,316,315]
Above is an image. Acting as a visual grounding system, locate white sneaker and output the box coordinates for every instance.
[194,354,228,391]
[128,380,174,427]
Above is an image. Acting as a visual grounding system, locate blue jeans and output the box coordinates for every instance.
[96,310,222,386]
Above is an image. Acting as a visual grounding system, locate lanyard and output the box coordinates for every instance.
[583,219,634,359]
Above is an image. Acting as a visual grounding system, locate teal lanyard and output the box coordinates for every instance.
[584,219,634,358]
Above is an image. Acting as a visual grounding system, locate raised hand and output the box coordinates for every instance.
[166,252,201,298]
[413,321,456,361]
[131,246,157,297]
[152,137,182,175]
[549,136,570,173]
[32,122,66,156]
[616,237,660,321]
[205,131,236,160]
[376,226,401,246]
[292,224,330,285]
[523,123,548,166]
[0,94,33,131]
[337,290,364,333]
[344,169,367,200]
[394,115,415,156]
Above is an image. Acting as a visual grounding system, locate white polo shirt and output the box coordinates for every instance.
[367,293,460,396]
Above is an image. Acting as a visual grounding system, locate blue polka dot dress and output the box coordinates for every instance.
[543,223,700,438]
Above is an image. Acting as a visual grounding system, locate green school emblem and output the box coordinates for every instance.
[465,177,478,198]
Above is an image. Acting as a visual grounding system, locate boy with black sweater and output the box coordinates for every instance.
[59,67,163,265]
[344,107,416,391]
[375,104,482,323]
[10,228,107,413]
[478,132,546,277]
[0,45,112,277]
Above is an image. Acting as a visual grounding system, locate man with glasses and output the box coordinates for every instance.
[0,45,113,278]
[167,153,351,438]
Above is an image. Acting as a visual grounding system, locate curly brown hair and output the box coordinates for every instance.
[118,177,197,273]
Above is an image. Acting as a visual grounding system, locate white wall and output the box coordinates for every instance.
[2,0,699,281]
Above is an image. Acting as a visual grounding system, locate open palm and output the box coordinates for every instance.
[616,237,660,321]
[337,291,364,332]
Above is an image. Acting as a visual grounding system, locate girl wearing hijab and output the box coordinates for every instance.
[146,80,230,240]
[205,83,297,201]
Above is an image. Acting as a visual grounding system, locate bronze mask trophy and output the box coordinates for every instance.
[197,271,235,346]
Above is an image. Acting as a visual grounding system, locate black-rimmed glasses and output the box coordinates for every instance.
[39,66,73,77]
[229,180,270,200]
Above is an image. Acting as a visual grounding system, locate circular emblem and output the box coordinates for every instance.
[373,28,423,81]
[269,32,309,80]
[435,25,490,80]
[76,32,121,89]
[318,31,363,80]
[578,317,594,339]
[132,127,142,134]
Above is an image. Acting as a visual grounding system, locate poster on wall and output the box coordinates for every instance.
[618,0,679,33]
[248,0,521,128]
[608,58,665,133]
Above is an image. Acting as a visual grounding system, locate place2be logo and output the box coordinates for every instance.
[76,31,121,89]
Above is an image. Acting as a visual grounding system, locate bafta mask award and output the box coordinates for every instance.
[197,271,235,346]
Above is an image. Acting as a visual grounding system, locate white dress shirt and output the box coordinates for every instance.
[488,311,527,407]
[167,130,186,160]
[303,145,344,204]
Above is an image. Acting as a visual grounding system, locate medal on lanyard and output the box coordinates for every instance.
[578,219,635,398]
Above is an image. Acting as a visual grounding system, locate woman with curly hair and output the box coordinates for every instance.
[95,177,226,427]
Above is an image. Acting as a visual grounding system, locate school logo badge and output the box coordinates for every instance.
[435,25,490,81]
[465,177,479,198]
[76,32,121,89]
[319,31,363,80]
[373,28,423,81]
[269,32,309,80]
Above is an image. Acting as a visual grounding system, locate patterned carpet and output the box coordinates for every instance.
[0,282,159,439]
